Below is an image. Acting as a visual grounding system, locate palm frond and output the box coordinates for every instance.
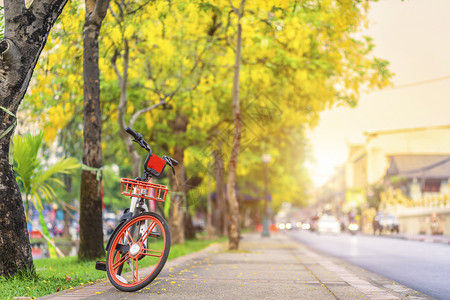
[38,185,54,203]
[31,193,43,211]
[47,177,65,186]
[33,157,80,195]
[13,132,80,204]
[13,132,44,195]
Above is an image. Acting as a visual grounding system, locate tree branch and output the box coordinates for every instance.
[0,39,24,101]
[93,0,110,25]
[128,100,167,129]
[127,0,152,15]
[110,48,122,84]
[29,0,68,23]
[3,0,25,37]
[6,0,68,42]
[108,4,120,24]
[228,0,238,14]
[115,39,128,132]
[224,9,235,53]
[239,0,246,17]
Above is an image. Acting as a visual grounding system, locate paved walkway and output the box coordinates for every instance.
[39,233,431,300]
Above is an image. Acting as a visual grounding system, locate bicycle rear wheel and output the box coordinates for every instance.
[106,212,171,292]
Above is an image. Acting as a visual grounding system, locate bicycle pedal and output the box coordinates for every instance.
[149,232,161,238]
[95,261,106,271]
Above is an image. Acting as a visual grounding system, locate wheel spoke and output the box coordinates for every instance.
[112,253,130,270]
[141,248,163,258]
[132,258,139,283]
[124,228,135,245]
[137,221,157,245]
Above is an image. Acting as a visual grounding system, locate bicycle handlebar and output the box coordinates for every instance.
[125,127,139,139]
[126,127,179,178]
[126,127,151,152]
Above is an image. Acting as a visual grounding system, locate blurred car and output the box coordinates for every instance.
[309,216,319,232]
[316,215,341,235]
[301,222,311,230]
[348,223,359,235]
[285,222,293,230]
[278,222,293,230]
[373,213,399,234]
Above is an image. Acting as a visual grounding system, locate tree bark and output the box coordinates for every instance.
[206,166,215,236]
[212,146,227,236]
[184,211,196,240]
[226,0,245,250]
[78,0,109,261]
[0,0,68,277]
[168,112,188,244]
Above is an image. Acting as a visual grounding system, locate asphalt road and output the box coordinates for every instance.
[290,230,450,300]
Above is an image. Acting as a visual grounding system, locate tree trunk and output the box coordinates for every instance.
[184,176,202,239]
[63,208,71,238]
[168,145,186,244]
[213,146,226,236]
[78,0,109,261]
[0,0,68,277]
[206,167,215,237]
[168,112,188,244]
[0,161,33,277]
[112,39,143,179]
[227,0,245,250]
[184,211,196,240]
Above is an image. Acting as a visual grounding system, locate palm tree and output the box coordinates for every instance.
[14,132,80,258]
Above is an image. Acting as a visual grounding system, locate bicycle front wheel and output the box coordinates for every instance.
[106,212,171,292]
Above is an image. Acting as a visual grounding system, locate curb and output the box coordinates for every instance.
[37,241,226,300]
[287,233,432,300]
[369,233,450,244]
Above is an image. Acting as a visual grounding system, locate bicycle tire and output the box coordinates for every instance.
[106,212,171,292]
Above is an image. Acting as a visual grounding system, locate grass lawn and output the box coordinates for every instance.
[0,237,226,300]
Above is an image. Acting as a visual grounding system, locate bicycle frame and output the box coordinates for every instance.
[129,185,150,215]
[105,181,154,252]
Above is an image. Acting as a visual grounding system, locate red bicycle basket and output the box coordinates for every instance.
[120,178,168,202]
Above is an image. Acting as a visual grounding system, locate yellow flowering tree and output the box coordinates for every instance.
[23,0,392,251]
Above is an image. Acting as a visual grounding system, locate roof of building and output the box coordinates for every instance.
[364,124,450,138]
[386,154,450,179]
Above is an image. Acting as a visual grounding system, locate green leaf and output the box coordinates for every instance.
[13,132,80,203]
[0,6,4,40]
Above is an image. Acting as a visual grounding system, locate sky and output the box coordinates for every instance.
[307,0,450,187]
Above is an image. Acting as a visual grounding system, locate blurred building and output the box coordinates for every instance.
[347,125,450,188]
[385,154,450,200]
[315,125,450,234]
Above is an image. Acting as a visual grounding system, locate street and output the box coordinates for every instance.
[290,230,450,300]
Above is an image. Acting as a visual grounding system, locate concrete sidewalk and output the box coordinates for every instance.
[39,233,431,300]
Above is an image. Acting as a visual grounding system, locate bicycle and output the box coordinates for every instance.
[95,127,178,292]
